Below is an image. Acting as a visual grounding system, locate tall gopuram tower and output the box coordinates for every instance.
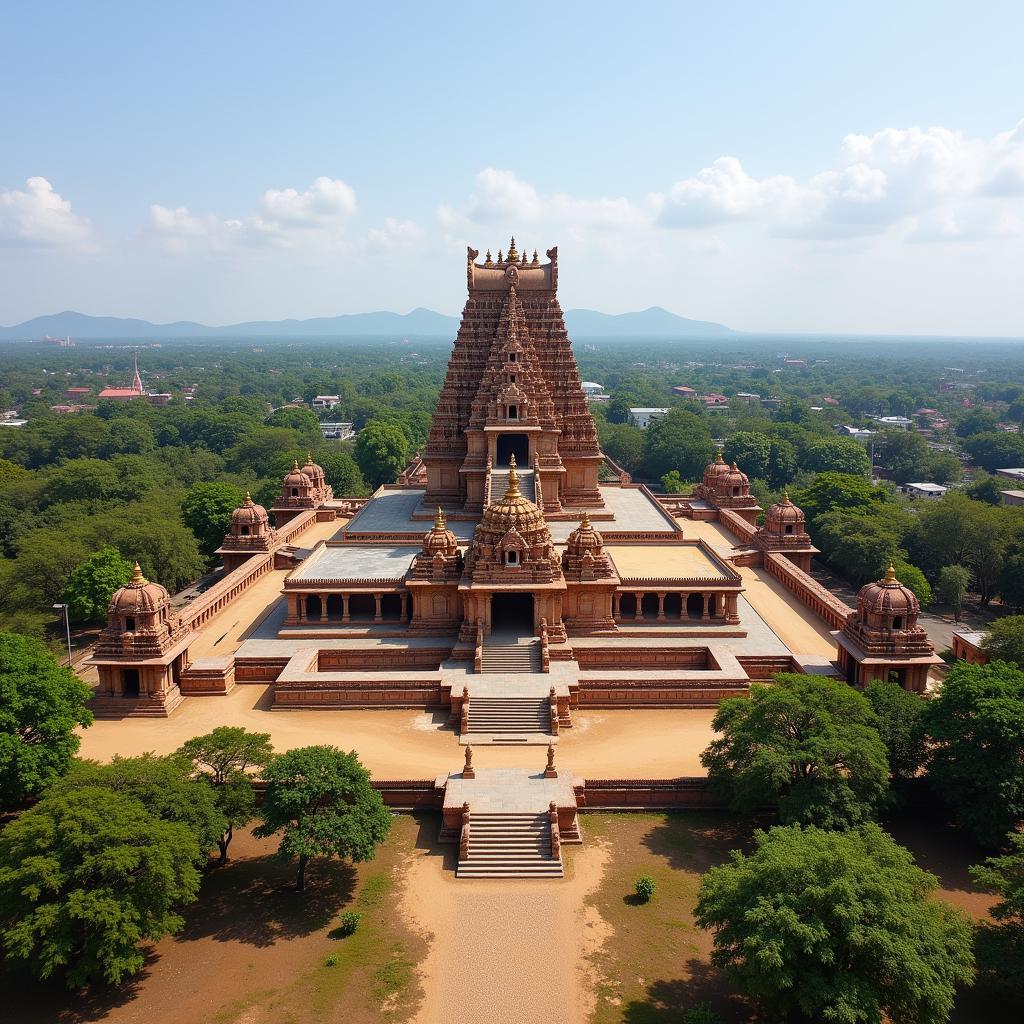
[423,240,604,512]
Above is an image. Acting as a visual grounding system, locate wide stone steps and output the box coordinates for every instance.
[457,812,563,878]
[467,696,549,733]
[480,641,541,673]
[490,468,536,502]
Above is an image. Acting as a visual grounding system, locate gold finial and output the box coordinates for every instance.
[505,454,521,497]
[714,451,725,464]
[244,490,252,502]
[293,459,300,470]
[497,248,503,263]
[883,561,898,584]
[507,236,518,262]
[531,248,539,265]
[306,451,313,464]
[434,506,446,529]
[130,562,146,585]
[485,249,493,266]
[731,461,739,471]
[580,511,592,529]
[782,488,790,503]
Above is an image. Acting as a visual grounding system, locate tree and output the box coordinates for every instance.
[766,437,798,488]
[925,452,962,486]
[253,745,392,892]
[178,726,275,863]
[925,661,1024,846]
[62,545,134,624]
[792,472,888,533]
[701,674,890,829]
[803,436,872,477]
[314,446,367,496]
[642,408,715,482]
[936,564,971,621]
[695,824,974,1024]
[660,470,688,493]
[0,632,93,809]
[971,832,1024,998]
[967,473,1007,505]
[863,680,928,786]
[599,421,645,473]
[878,430,933,484]
[265,406,321,438]
[981,615,1024,667]
[354,420,410,488]
[0,785,201,986]
[956,408,1000,437]
[181,481,246,559]
[891,559,931,607]
[606,391,636,424]
[60,753,225,861]
[722,432,771,480]
[965,431,1024,473]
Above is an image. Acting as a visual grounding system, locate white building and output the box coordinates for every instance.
[320,421,355,440]
[996,468,1024,482]
[580,381,605,396]
[902,482,948,500]
[312,395,341,411]
[629,407,669,429]
[835,425,877,440]
[870,415,914,431]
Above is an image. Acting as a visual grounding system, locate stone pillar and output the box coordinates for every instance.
[634,592,643,621]
[657,591,666,622]
[342,593,350,624]
[702,593,711,623]
[373,593,383,624]
[400,592,409,622]
[679,593,686,621]
[612,592,621,621]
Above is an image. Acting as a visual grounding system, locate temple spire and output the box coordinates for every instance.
[434,506,446,529]
[129,562,146,585]
[507,236,518,262]
[505,454,522,497]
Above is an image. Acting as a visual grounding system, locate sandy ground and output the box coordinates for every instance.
[736,565,837,656]
[77,688,716,778]
[403,834,610,1024]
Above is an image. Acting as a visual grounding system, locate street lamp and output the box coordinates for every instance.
[52,603,73,668]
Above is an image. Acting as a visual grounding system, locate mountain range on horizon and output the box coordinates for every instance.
[0,306,736,342]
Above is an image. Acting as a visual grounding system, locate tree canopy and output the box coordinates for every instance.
[0,785,201,987]
[863,680,928,787]
[181,481,246,559]
[354,420,410,488]
[970,831,1024,998]
[980,615,1024,667]
[62,545,134,624]
[0,632,93,809]
[695,823,975,1024]
[925,661,1024,846]
[253,745,392,891]
[701,674,890,828]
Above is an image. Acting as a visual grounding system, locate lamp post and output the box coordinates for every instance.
[52,603,73,668]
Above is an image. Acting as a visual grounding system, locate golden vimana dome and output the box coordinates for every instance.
[422,506,458,556]
[110,562,169,614]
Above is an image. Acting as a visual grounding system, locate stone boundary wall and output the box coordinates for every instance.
[576,682,749,707]
[272,679,444,709]
[580,777,722,809]
[735,654,798,679]
[717,507,758,544]
[762,551,853,630]
[251,778,443,810]
[178,552,276,631]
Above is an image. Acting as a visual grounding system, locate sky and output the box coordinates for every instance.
[2,1,1023,335]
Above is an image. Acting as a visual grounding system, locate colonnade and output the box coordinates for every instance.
[612,590,738,623]
[288,590,410,624]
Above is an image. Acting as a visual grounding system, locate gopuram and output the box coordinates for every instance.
[88,241,942,877]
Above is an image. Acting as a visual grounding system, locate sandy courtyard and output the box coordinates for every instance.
[77,687,717,778]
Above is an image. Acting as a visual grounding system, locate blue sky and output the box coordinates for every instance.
[2,1,1023,334]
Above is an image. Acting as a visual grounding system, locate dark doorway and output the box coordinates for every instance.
[349,594,375,620]
[306,595,322,621]
[326,594,344,620]
[381,594,402,620]
[496,433,529,466]
[123,668,140,697]
[491,593,534,633]
[686,593,704,619]
[619,593,637,619]
[664,593,682,619]
[641,593,659,620]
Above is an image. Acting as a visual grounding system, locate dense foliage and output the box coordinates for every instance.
[970,832,1024,998]
[0,632,93,808]
[695,824,975,1024]
[701,674,890,828]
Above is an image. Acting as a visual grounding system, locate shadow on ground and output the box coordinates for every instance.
[621,960,750,1023]
[4,959,152,1024]
[640,811,755,872]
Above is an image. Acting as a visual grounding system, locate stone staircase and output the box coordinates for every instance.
[480,635,541,673]
[467,695,550,735]
[490,467,536,502]
[457,812,564,878]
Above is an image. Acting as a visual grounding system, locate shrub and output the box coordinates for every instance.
[681,1005,725,1024]
[324,953,339,967]
[337,910,362,936]
[634,875,656,903]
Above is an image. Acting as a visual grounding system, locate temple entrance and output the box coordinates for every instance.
[491,593,534,633]
[641,593,659,620]
[326,594,344,621]
[496,433,529,467]
[123,668,140,697]
[686,593,704,619]
[306,595,322,621]
[381,593,402,621]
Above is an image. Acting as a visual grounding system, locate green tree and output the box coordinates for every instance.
[925,452,962,485]
[253,745,392,892]
[936,564,971,621]
[980,615,1024,667]
[265,406,321,438]
[314,446,367,496]
[0,786,201,986]
[956,408,1000,437]
[863,680,928,786]
[970,831,1024,998]
[354,420,410,488]
[181,481,246,559]
[803,436,872,476]
[599,421,645,473]
[660,470,689,493]
[60,753,225,861]
[792,472,888,533]
[61,545,134,624]
[178,726,275,863]
[701,674,890,828]
[642,408,715,482]
[965,431,1024,473]
[892,559,931,607]
[966,473,1007,505]
[879,430,933,484]
[722,431,771,480]
[695,823,974,1024]
[0,632,93,809]
[606,391,636,424]
[925,661,1024,846]
[766,437,798,488]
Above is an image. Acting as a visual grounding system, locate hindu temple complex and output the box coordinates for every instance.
[86,242,942,877]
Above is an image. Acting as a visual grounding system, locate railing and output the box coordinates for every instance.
[459,802,471,860]
[549,685,559,735]
[473,619,484,673]
[549,801,561,861]
[539,618,551,672]
[763,551,853,630]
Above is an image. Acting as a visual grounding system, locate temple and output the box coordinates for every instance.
[88,241,943,877]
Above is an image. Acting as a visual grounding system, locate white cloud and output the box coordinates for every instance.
[150,176,357,252]
[0,177,93,248]
[366,217,423,247]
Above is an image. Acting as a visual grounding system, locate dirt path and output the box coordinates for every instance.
[402,835,610,1024]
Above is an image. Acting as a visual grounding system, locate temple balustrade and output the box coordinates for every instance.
[717,507,758,544]
[762,551,853,630]
[178,551,276,632]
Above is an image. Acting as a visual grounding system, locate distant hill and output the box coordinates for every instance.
[0,305,734,341]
